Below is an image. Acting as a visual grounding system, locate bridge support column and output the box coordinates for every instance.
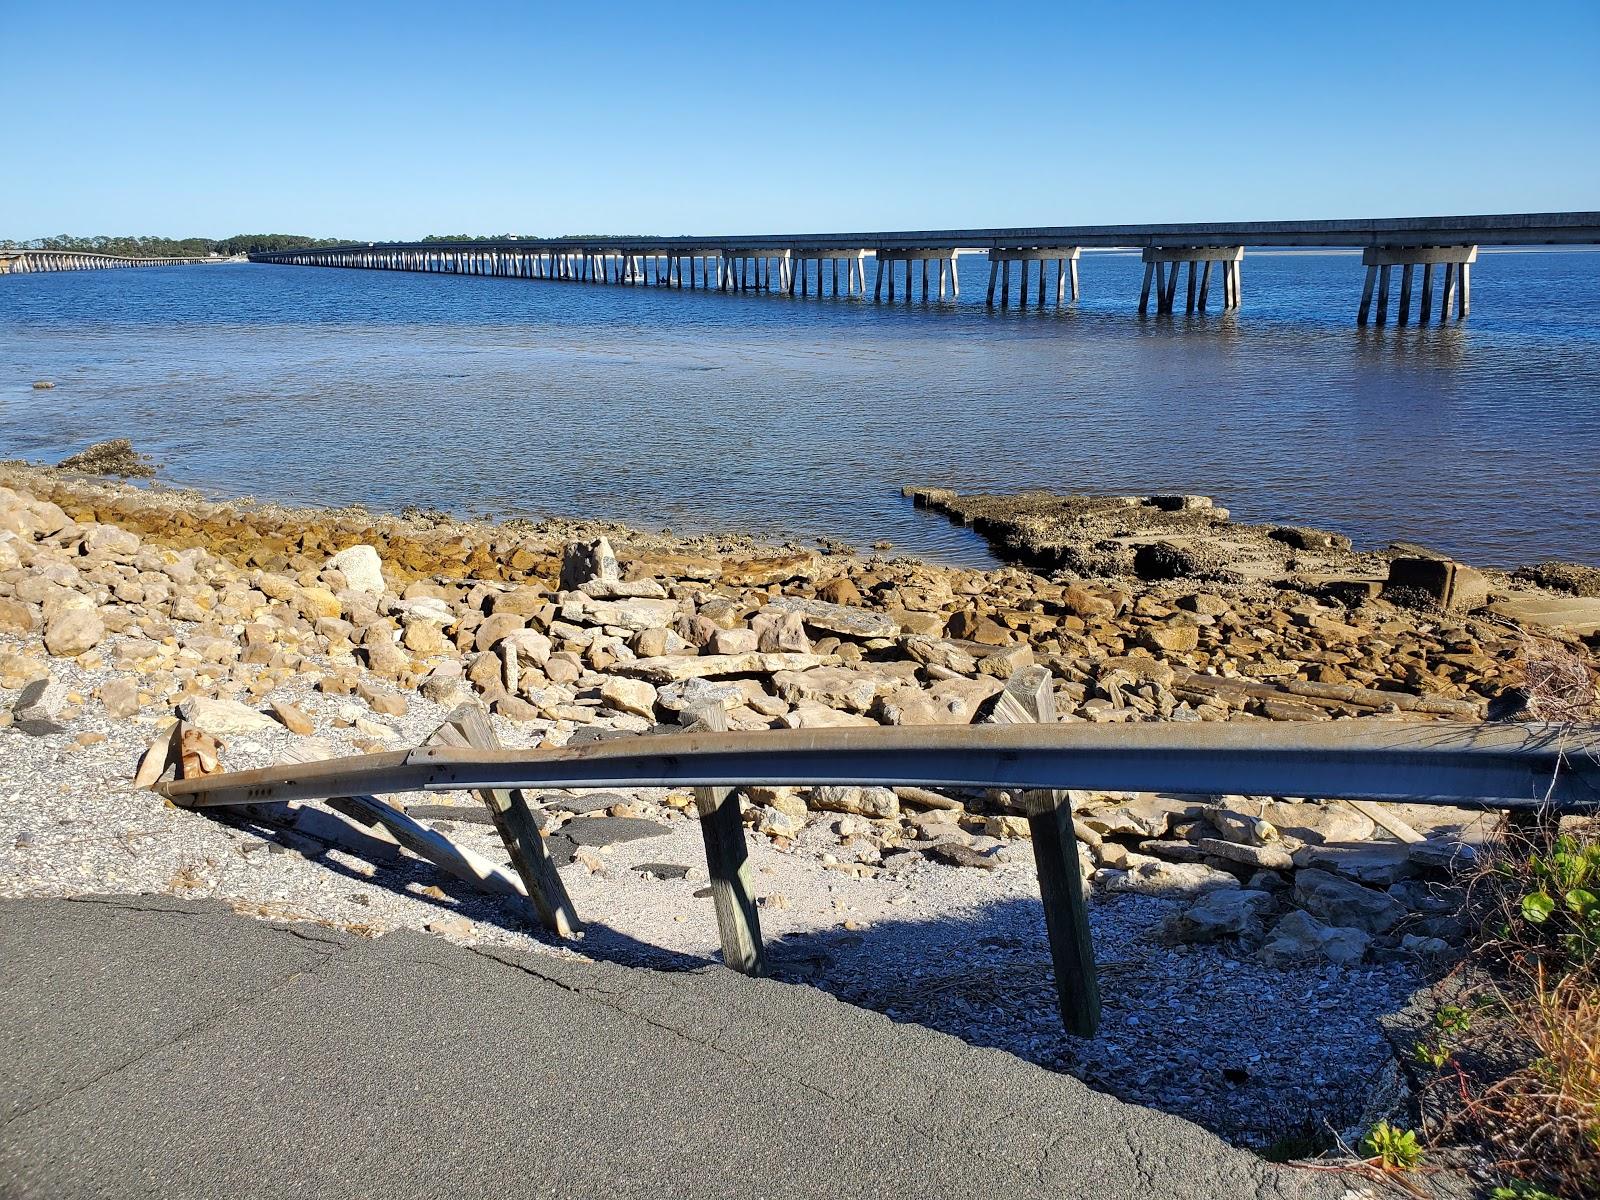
[1357,245,1476,325]
[785,250,869,297]
[987,247,1080,308]
[874,249,959,303]
[1139,246,1242,315]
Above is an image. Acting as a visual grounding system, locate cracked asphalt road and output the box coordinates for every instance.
[0,896,1347,1199]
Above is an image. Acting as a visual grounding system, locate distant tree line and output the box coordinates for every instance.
[418,233,541,243]
[0,234,348,258]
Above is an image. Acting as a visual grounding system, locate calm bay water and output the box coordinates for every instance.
[2,251,1597,569]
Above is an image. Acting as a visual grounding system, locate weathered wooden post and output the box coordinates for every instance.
[683,705,766,975]
[984,666,1100,1037]
[434,705,580,938]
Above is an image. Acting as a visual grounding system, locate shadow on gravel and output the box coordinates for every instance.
[209,808,708,970]
[753,897,1416,1152]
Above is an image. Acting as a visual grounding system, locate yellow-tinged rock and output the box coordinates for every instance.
[296,587,343,620]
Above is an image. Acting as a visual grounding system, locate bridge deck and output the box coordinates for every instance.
[249,212,1600,258]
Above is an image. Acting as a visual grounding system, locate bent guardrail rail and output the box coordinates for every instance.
[158,719,1600,1038]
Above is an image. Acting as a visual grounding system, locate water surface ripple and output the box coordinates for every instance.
[2,252,1597,569]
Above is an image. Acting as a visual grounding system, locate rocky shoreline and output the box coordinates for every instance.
[3,457,1597,1155]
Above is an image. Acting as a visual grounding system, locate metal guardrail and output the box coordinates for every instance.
[158,720,1600,1037]
[161,721,1600,812]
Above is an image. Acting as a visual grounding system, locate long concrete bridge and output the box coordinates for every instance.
[0,250,217,275]
[248,211,1600,325]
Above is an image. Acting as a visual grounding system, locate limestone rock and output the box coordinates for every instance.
[1105,857,1240,897]
[902,636,977,675]
[43,607,105,657]
[1139,621,1200,654]
[1061,584,1117,620]
[763,596,899,641]
[560,537,619,590]
[736,786,802,822]
[474,611,527,651]
[296,586,343,621]
[1258,910,1370,967]
[616,652,833,683]
[632,626,692,657]
[816,577,862,606]
[876,676,1001,726]
[1196,838,1296,872]
[755,611,811,654]
[1203,803,1281,846]
[771,667,885,715]
[420,661,470,705]
[977,643,1034,679]
[781,700,875,728]
[98,677,142,720]
[562,596,680,632]
[579,576,667,600]
[710,627,759,655]
[545,652,583,684]
[178,696,274,735]
[1166,888,1277,944]
[945,610,1011,645]
[402,621,449,655]
[1292,867,1407,933]
[983,815,1031,840]
[1256,799,1373,845]
[719,551,820,587]
[493,695,542,722]
[656,678,743,717]
[808,785,899,820]
[357,681,408,717]
[270,699,315,735]
[324,545,384,595]
[0,597,38,634]
[600,677,658,719]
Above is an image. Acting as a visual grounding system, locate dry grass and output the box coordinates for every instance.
[1515,636,1599,723]
[1422,816,1600,1197]
[1469,973,1600,1195]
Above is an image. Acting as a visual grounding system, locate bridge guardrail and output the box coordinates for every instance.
[155,715,1600,1038]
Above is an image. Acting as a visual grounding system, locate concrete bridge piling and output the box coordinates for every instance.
[875,248,960,302]
[1358,245,1476,325]
[986,247,1081,308]
[1139,247,1244,315]
[59,212,1585,325]
[0,250,214,274]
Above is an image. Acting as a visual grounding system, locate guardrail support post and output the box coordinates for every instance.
[435,705,580,938]
[1027,795,1102,1037]
[685,705,767,975]
[987,666,1101,1037]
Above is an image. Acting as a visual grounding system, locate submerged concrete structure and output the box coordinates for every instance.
[1139,246,1243,315]
[1357,244,1477,325]
[236,212,1600,323]
[0,250,213,274]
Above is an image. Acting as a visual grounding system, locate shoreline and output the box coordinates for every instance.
[2,456,1596,1158]
[9,452,1600,585]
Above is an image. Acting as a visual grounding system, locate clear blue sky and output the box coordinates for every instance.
[4,0,1597,240]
